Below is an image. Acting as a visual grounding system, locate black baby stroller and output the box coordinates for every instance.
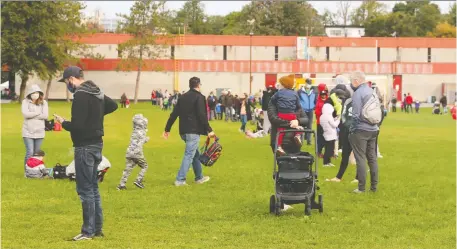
[270,129,323,216]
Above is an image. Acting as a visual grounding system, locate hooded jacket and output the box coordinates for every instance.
[62,81,118,147]
[126,114,149,158]
[297,86,316,112]
[315,83,328,125]
[319,104,340,141]
[22,85,48,139]
[25,156,48,178]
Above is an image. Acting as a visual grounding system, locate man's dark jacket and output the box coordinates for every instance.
[165,89,212,135]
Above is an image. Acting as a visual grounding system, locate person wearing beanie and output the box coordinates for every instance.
[270,74,302,156]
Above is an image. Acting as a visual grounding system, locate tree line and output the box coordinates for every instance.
[2,1,456,103]
[132,0,456,38]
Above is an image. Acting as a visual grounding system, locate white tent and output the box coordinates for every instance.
[0,81,9,91]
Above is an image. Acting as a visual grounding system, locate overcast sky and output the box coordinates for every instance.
[82,1,454,19]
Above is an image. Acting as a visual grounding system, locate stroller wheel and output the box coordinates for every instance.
[269,195,275,214]
[318,194,324,213]
[305,199,312,216]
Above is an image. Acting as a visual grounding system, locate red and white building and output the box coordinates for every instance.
[22,33,456,102]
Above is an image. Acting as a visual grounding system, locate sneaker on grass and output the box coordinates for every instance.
[133,181,144,189]
[350,179,359,184]
[116,185,127,191]
[72,234,92,241]
[94,231,104,238]
[195,176,210,184]
[352,189,365,194]
[174,181,188,186]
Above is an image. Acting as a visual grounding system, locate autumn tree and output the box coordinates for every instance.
[427,22,456,38]
[117,0,171,104]
[335,1,352,26]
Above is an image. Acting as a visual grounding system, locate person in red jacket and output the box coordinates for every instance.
[451,102,456,120]
[405,93,413,114]
[315,83,329,157]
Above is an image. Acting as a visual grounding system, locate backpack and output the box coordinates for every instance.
[361,90,382,125]
[342,98,353,129]
[53,164,68,179]
[45,119,54,131]
[199,137,222,167]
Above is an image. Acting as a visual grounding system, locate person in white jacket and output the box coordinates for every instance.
[22,84,49,175]
[320,103,340,167]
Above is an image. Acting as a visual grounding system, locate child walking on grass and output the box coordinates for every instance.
[320,104,340,167]
[117,114,149,190]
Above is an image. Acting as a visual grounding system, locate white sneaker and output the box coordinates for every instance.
[378,154,383,158]
[195,176,210,184]
[174,181,188,186]
[328,163,335,167]
[338,149,342,153]
[351,179,359,184]
[323,164,330,167]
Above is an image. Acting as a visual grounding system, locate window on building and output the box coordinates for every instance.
[274,46,278,61]
[377,47,380,62]
[171,46,175,59]
[326,47,330,61]
[223,45,227,60]
[427,47,431,63]
[330,30,342,37]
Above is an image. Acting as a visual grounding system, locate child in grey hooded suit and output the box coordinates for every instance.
[117,114,149,190]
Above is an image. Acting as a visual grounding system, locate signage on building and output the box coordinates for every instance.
[296,37,310,60]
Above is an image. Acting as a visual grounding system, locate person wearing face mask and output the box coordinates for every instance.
[21,84,49,176]
[54,66,118,241]
[297,79,316,145]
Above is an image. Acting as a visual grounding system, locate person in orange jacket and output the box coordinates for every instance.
[315,83,329,157]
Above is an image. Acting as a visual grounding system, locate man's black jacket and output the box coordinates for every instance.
[165,88,212,135]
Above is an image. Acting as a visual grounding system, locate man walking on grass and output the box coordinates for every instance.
[348,71,379,194]
[54,66,118,241]
[163,77,215,186]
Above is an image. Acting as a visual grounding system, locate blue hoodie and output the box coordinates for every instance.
[298,88,316,112]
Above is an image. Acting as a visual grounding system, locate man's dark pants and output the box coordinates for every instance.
[349,131,378,192]
[75,143,103,236]
[304,111,313,144]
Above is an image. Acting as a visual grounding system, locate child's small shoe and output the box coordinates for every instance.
[276,147,286,157]
[294,135,303,147]
[134,181,145,189]
[116,185,127,190]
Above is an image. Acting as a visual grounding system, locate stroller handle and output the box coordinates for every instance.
[276,129,315,135]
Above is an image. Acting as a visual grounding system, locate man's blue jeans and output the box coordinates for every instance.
[75,143,103,236]
[240,114,247,132]
[177,134,204,182]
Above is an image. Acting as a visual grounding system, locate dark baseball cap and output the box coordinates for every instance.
[58,66,83,82]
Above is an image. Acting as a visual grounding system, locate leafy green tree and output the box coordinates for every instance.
[175,0,206,34]
[448,3,456,26]
[117,0,171,104]
[351,0,387,26]
[1,1,95,101]
[414,3,441,36]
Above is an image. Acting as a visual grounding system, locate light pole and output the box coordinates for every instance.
[247,19,255,94]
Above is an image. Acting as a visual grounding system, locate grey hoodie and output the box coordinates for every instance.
[75,80,104,100]
[22,85,48,138]
[350,83,379,133]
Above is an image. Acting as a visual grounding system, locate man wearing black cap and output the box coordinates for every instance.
[54,66,118,241]
[163,77,215,186]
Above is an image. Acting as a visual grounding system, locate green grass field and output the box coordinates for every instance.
[1,102,455,249]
